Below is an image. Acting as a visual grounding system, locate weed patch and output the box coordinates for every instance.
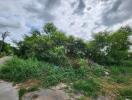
[73,79,100,97]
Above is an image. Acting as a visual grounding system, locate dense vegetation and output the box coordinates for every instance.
[0,23,132,99]
[0,41,13,57]
[0,31,13,57]
[14,23,132,66]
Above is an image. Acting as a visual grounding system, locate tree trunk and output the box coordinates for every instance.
[0,39,4,54]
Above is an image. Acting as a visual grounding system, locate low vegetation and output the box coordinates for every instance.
[19,86,39,100]
[0,57,44,82]
[0,23,132,99]
[73,79,100,97]
[0,56,131,99]
[118,88,132,100]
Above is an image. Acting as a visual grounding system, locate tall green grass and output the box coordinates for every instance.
[0,57,90,85]
[108,66,132,84]
[73,79,100,97]
[118,88,132,100]
[109,66,132,75]
[1,57,131,98]
[0,57,47,82]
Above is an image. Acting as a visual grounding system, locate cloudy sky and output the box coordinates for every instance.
[0,0,132,43]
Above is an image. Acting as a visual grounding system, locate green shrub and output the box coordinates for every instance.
[109,66,132,84]
[0,56,88,87]
[41,67,77,87]
[91,66,105,77]
[109,66,132,75]
[48,46,69,66]
[0,57,44,82]
[40,65,90,87]
[19,88,27,100]
[121,60,132,67]
[19,86,39,100]
[112,76,129,84]
[118,88,132,100]
[73,79,100,97]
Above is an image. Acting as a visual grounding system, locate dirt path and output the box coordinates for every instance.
[23,83,72,100]
[23,89,70,100]
[0,80,18,100]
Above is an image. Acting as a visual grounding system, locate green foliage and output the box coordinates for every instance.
[19,88,27,100]
[44,22,57,34]
[109,66,132,84]
[0,41,13,57]
[66,38,88,58]
[111,76,129,84]
[109,66,132,75]
[92,66,105,77]
[15,23,132,66]
[73,79,100,97]
[89,26,132,65]
[48,46,69,66]
[121,60,132,67]
[0,31,10,54]
[1,23,132,99]
[0,57,88,86]
[118,88,132,100]
[0,57,131,98]
[15,23,89,67]
[0,57,44,82]
[19,86,39,100]
[41,65,89,87]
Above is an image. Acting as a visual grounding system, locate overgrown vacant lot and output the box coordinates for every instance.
[0,24,132,100]
[0,57,131,100]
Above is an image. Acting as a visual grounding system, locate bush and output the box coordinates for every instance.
[89,27,132,65]
[111,76,129,84]
[109,66,132,84]
[0,56,89,87]
[19,86,39,100]
[48,46,69,66]
[92,66,105,77]
[19,88,27,100]
[121,60,132,67]
[73,79,100,97]
[109,66,132,75]
[41,67,82,87]
[118,88,132,100]
[0,57,44,82]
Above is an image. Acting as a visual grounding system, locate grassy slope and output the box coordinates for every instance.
[0,57,131,100]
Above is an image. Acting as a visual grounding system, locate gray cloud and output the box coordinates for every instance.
[73,0,86,15]
[39,0,61,10]
[24,0,61,22]
[81,23,87,28]
[70,22,75,26]
[0,22,20,29]
[102,0,132,26]
[0,0,132,43]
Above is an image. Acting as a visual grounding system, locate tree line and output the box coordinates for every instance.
[1,23,132,66]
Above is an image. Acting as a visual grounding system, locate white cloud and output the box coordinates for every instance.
[0,0,131,43]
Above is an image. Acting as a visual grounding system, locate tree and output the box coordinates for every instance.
[88,32,110,64]
[89,26,132,65]
[107,26,132,64]
[43,22,57,35]
[0,31,9,54]
[30,29,41,36]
